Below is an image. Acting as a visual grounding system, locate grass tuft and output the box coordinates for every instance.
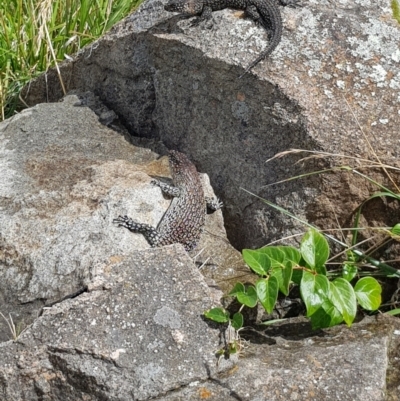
[0,0,141,121]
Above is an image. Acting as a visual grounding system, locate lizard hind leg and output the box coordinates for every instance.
[206,197,223,212]
[245,5,273,36]
[113,215,161,247]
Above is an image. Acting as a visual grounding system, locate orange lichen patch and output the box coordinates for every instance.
[233,10,246,18]
[108,255,124,264]
[198,387,213,399]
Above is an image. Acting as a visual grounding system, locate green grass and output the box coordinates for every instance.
[0,0,141,121]
[393,0,400,24]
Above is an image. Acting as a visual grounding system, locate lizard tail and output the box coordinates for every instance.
[239,0,282,78]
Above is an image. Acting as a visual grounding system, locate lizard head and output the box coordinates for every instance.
[164,0,203,15]
[168,150,197,184]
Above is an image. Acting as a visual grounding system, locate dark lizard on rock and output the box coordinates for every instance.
[164,0,300,76]
[113,150,222,252]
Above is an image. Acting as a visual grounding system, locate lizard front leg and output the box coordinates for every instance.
[151,179,181,197]
[113,215,161,247]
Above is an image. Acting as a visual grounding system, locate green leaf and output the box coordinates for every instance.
[204,308,230,323]
[342,263,358,282]
[354,277,382,310]
[237,285,258,308]
[291,268,303,285]
[391,224,400,236]
[310,302,343,329]
[228,282,245,297]
[262,247,286,268]
[279,246,301,266]
[322,300,344,327]
[256,276,279,314]
[231,312,244,330]
[300,229,329,271]
[315,263,327,276]
[270,260,293,296]
[242,249,271,276]
[300,271,330,317]
[329,278,357,326]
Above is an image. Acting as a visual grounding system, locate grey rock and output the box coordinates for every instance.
[0,245,228,401]
[20,0,400,249]
[0,95,236,343]
[2,0,400,397]
[214,316,391,401]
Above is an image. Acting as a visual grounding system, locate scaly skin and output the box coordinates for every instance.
[113,150,223,252]
[164,0,300,76]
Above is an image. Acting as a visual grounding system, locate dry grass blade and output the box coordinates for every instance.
[266,149,376,165]
[0,311,17,340]
[44,23,66,95]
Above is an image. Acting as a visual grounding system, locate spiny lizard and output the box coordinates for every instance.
[113,150,222,251]
[164,0,300,76]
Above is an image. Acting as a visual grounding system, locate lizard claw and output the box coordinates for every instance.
[113,215,130,226]
[206,197,223,211]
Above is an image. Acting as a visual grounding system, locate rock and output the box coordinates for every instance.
[212,315,396,401]
[1,95,400,400]
[4,310,398,400]
[0,95,242,342]
[0,245,231,400]
[20,0,400,250]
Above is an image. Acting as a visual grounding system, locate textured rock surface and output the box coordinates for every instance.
[0,245,229,400]
[0,95,239,342]
[2,307,399,400]
[213,316,395,401]
[21,0,400,249]
[1,96,400,400]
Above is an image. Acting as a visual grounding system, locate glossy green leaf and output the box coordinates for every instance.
[291,268,303,285]
[270,260,293,296]
[342,263,358,282]
[329,278,357,326]
[237,285,258,308]
[256,276,279,314]
[261,247,286,268]
[231,312,244,330]
[228,282,245,297]
[277,246,301,266]
[354,277,382,310]
[242,249,271,276]
[300,229,329,271]
[310,302,343,329]
[204,308,230,323]
[300,271,330,317]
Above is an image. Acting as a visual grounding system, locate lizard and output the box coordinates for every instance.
[164,0,300,76]
[113,150,223,252]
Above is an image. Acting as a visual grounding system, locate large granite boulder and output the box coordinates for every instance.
[0,95,241,342]
[20,0,400,249]
[0,93,398,401]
